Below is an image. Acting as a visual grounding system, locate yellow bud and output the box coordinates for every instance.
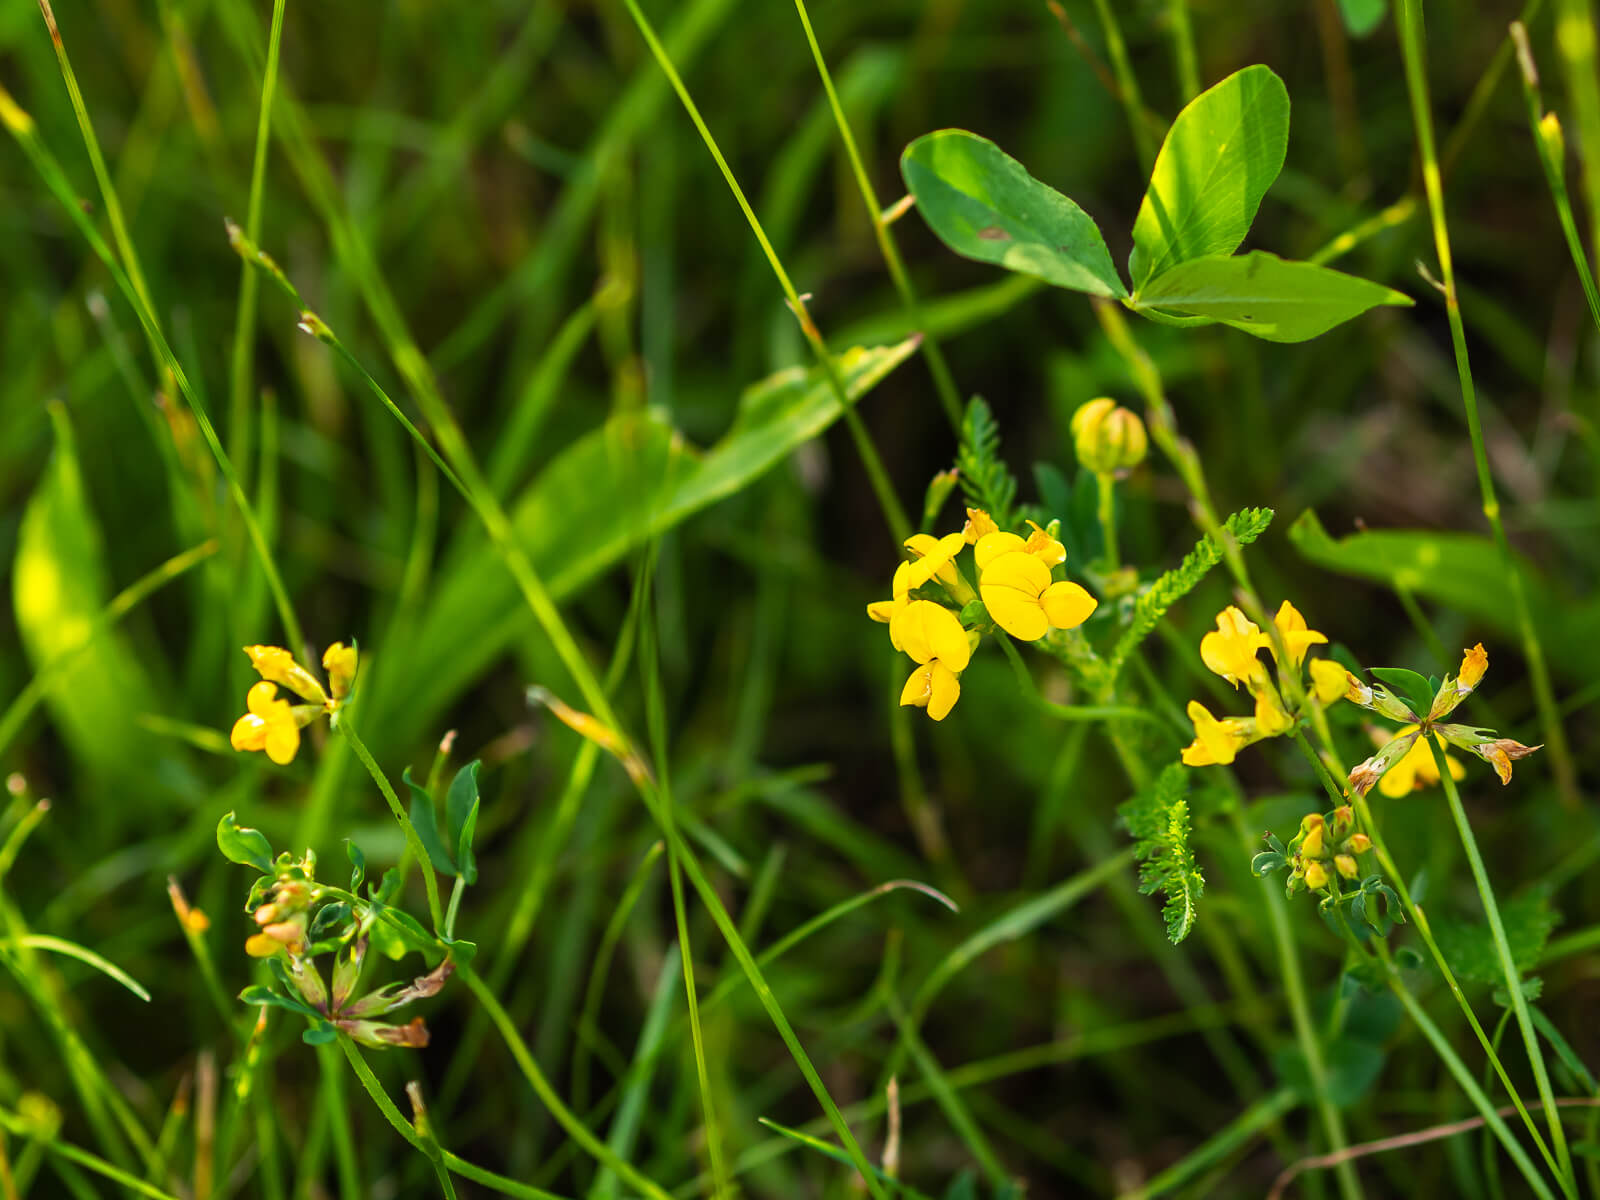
[1300,824,1326,859]
[962,508,999,544]
[1070,397,1147,475]
[323,642,358,702]
[1346,833,1372,855]
[1540,111,1565,164]
[1335,854,1359,880]
[1303,861,1330,890]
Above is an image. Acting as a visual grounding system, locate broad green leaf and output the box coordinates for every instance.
[379,340,918,754]
[1274,1036,1385,1108]
[445,760,481,880]
[12,404,162,782]
[346,839,367,891]
[1287,510,1600,677]
[1132,252,1411,341]
[1433,894,1561,986]
[1339,0,1387,37]
[217,812,275,873]
[1129,65,1290,287]
[1367,668,1434,717]
[901,130,1126,298]
[401,768,456,877]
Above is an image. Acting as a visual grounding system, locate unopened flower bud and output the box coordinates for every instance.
[323,642,358,703]
[1328,806,1355,839]
[1304,861,1330,890]
[1345,833,1372,855]
[962,507,998,544]
[1335,854,1359,880]
[1070,398,1147,475]
[1300,824,1326,859]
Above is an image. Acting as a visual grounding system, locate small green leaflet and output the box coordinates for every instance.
[900,130,1126,298]
[901,66,1409,342]
[1129,253,1412,343]
[1129,65,1289,289]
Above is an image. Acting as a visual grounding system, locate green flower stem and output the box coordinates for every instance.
[0,72,304,659]
[1093,299,1258,597]
[1088,0,1157,171]
[335,1038,568,1200]
[455,965,676,1200]
[1245,804,1362,1200]
[1394,0,1577,809]
[788,0,964,432]
[1290,732,1562,1183]
[1368,941,1558,1200]
[226,0,288,486]
[618,0,911,544]
[1096,472,1121,570]
[335,720,445,934]
[1426,736,1575,1192]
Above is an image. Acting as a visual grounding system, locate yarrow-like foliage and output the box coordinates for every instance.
[1118,763,1204,944]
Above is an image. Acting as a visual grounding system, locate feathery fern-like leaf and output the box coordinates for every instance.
[1118,762,1205,944]
[955,396,1019,527]
[1106,507,1273,681]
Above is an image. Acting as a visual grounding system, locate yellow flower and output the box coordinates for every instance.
[1199,607,1270,688]
[1021,521,1066,567]
[1253,686,1294,736]
[890,600,971,721]
[1271,601,1328,671]
[1375,726,1464,799]
[323,642,358,702]
[244,645,328,706]
[978,551,1097,641]
[1180,701,1253,766]
[1309,659,1347,705]
[902,532,966,593]
[962,508,998,544]
[230,681,303,765]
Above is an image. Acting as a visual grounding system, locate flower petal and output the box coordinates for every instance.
[231,713,268,752]
[264,720,301,766]
[925,662,961,720]
[973,531,1026,572]
[246,680,282,717]
[890,600,969,669]
[1040,581,1097,630]
[1022,521,1066,567]
[1309,659,1347,705]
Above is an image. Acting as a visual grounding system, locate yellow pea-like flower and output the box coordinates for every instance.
[1020,521,1066,567]
[902,532,966,593]
[1180,701,1252,766]
[244,645,328,706]
[323,642,358,702]
[230,682,302,765]
[900,661,962,721]
[978,551,1097,642]
[962,507,998,544]
[889,601,971,672]
[1199,607,1270,687]
[1271,601,1328,670]
[1309,658,1347,706]
[889,601,971,721]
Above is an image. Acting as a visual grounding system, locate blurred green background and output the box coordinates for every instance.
[2,0,1598,1195]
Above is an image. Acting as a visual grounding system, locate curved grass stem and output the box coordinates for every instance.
[336,720,445,934]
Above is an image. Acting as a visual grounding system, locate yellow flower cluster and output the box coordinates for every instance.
[1182,602,1345,766]
[230,642,358,765]
[868,508,1099,720]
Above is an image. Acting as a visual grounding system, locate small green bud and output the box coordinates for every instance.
[1070,398,1147,475]
[921,468,960,529]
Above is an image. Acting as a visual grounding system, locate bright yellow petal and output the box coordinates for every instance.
[1377,745,1421,798]
[962,508,998,543]
[1039,581,1097,630]
[1253,687,1293,737]
[979,549,1049,594]
[925,662,961,721]
[973,531,1026,572]
[323,642,358,701]
[890,561,917,601]
[1459,643,1487,690]
[1022,521,1066,567]
[231,713,268,752]
[1309,659,1347,705]
[900,665,933,710]
[890,601,969,668]
[1181,739,1217,766]
[243,645,328,705]
[246,681,282,717]
[983,589,1047,640]
[866,600,899,624]
[1200,607,1268,686]
[264,719,301,765]
[1186,701,1239,766]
